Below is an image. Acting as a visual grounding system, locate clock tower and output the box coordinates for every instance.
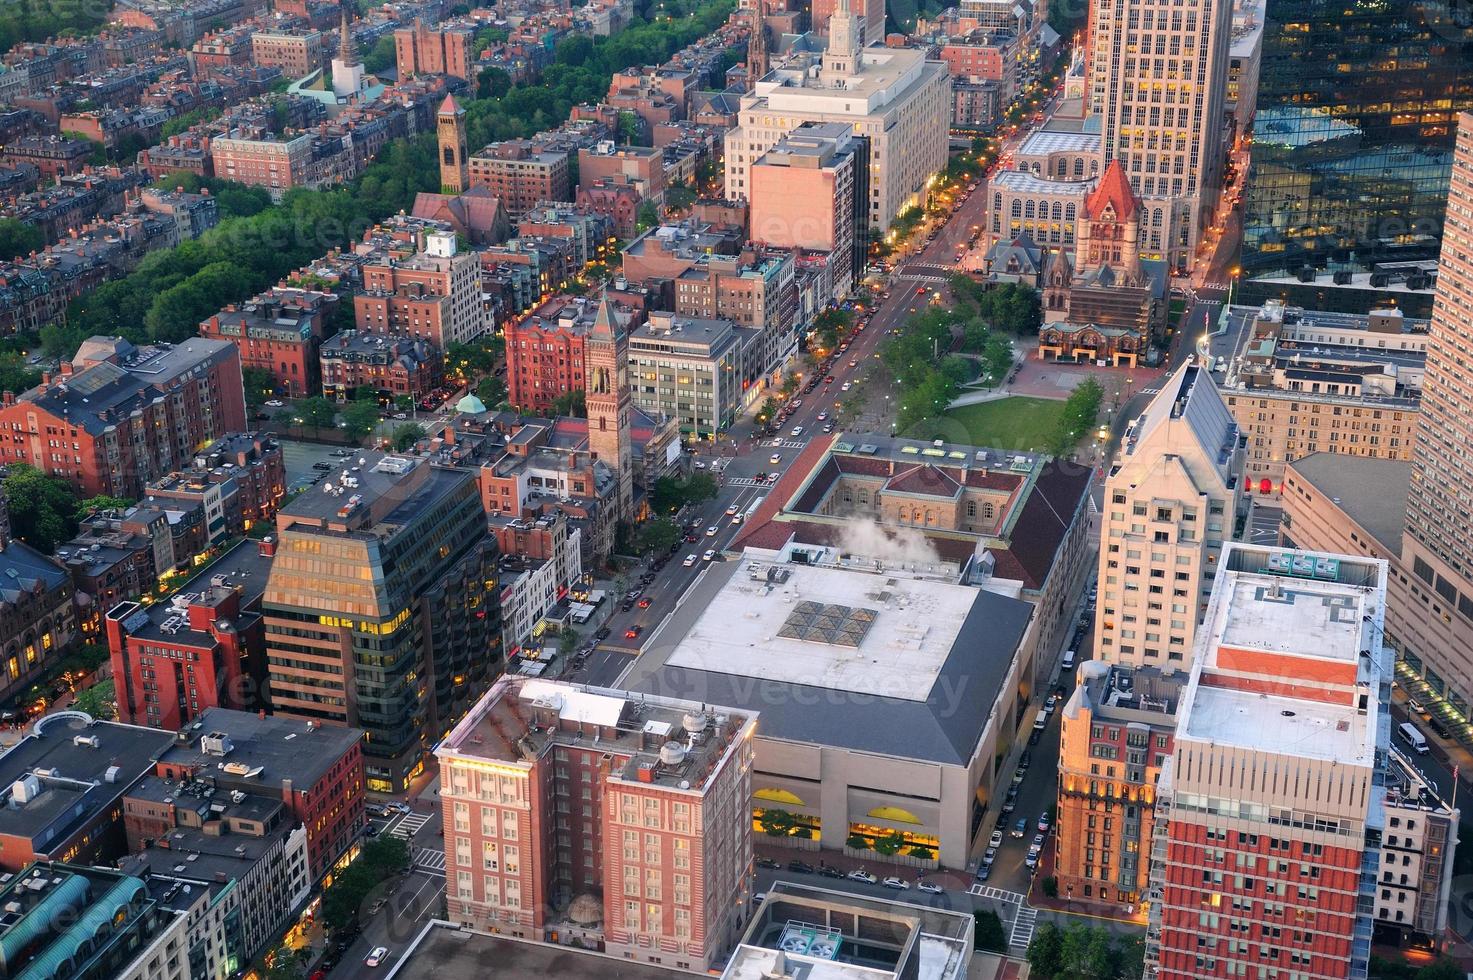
[585,294,632,523]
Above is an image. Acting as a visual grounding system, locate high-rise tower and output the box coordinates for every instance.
[437,93,469,194]
[1090,0,1232,272]
[822,0,861,77]
[585,294,632,524]
[330,0,365,98]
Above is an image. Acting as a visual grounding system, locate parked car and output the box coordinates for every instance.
[974,863,992,882]
[265,399,284,408]
[989,829,1003,848]
[787,860,815,874]
[848,869,878,884]
[817,865,846,879]
[917,880,944,895]
[983,847,997,866]
[756,856,781,870]
[1038,813,1051,833]
[881,877,910,890]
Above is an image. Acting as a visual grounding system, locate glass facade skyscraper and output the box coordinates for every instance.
[1238,1,1473,315]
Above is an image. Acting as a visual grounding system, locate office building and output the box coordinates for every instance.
[262,451,502,793]
[624,552,1036,870]
[1095,363,1243,670]
[199,287,338,398]
[628,312,763,439]
[1056,661,1183,905]
[0,863,192,980]
[356,230,487,347]
[1143,544,1390,980]
[748,122,866,297]
[1089,0,1232,270]
[1212,301,1425,495]
[724,1,950,230]
[436,677,757,972]
[722,881,973,980]
[0,712,175,872]
[106,538,274,730]
[1237,5,1473,316]
[0,337,247,498]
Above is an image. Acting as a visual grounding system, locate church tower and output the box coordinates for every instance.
[330,0,365,98]
[747,6,768,90]
[437,93,469,194]
[585,294,633,523]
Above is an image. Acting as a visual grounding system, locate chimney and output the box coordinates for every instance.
[258,535,276,557]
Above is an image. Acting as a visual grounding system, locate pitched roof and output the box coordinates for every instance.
[884,463,961,498]
[1084,159,1139,222]
[438,92,463,116]
[1000,459,1091,590]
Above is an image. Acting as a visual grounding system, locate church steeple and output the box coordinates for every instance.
[747,5,768,91]
[337,1,358,66]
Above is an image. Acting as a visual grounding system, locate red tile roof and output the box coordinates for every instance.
[1085,159,1140,222]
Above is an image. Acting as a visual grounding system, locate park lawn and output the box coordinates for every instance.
[938,397,1067,452]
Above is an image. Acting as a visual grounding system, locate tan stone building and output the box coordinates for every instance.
[250,29,324,77]
[1096,362,1243,672]
[1216,300,1425,496]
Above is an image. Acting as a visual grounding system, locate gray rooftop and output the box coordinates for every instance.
[395,923,686,980]
[623,559,1033,766]
[278,451,471,532]
[1286,452,1411,553]
[160,706,362,792]
[0,713,175,847]
[119,538,274,646]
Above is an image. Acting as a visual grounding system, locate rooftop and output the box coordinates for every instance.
[625,558,1033,765]
[1285,453,1410,553]
[990,169,1093,195]
[277,450,469,532]
[722,881,972,980]
[392,923,688,980]
[1178,544,1387,766]
[112,538,274,646]
[1016,129,1100,157]
[439,677,755,792]
[159,706,363,791]
[0,713,175,846]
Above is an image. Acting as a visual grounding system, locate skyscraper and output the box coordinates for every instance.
[1144,543,1391,980]
[1094,362,1243,671]
[1089,0,1233,271]
[1238,2,1473,315]
[262,451,502,794]
[438,93,469,194]
[1398,111,1473,726]
[585,294,633,524]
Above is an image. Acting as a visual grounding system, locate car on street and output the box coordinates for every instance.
[817,865,846,879]
[703,550,716,561]
[982,847,997,865]
[366,947,389,968]
[881,877,910,890]
[1011,768,1025,786]
[770,453,782,464]
[706,525,719,536]
[917,880,944,895]
[787,860,815,874]
[684,533,699,543]
[791,426,804,437]
[726,504,739,516]
[822,423,835,433]
[1038,813,1051,833]
[848,869,878,884]
[756,856,781,870]
[816,411,828,421]
[593,627,610,641]
[974,863,992,882]
[683,554,697,567]
[265,399,284,407]
[1012,818,1028,837]
[989,829,1003,848]
[1025,847,1041,869]
[625,625,643,639]
[693,460,707,469]
[637,597,652,608]
[840,382,852,392]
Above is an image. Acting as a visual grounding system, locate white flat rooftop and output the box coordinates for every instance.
[1181,684,1374,766]
[990,169,1092,195]
[1216,575,1365,663]
[721,936,965,980]
[1018,129,1099,157]
[666,561,978,702]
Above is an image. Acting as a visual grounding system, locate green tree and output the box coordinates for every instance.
[296,396,338,429]
[1050,377,1103,456]
[649,473,717,513]
[635,200,660,233]
[973,909,1007,952]
[635,516,681,554]
[242,366,276,405]
[79,495,135,515]
[394,394,414,412]
[363,35,396,72]
[1417,960,1466,980]
[757,808,797,836]
[321,836,409,929]
[1026,922,1064,979]
[2,464,79,553]
[341,400,381,441]
[0,354,41,396]
[0,218,43,261]
[477,375,507,407]
[549,389,586,418]
[477,65,512,100]
[391,422,426,451]
[1111,936,1146,980]
[261,944,307,980]
[756,397,781,427]
[72,680,115,721]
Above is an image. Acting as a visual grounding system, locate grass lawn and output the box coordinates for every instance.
[909,397,1066,452]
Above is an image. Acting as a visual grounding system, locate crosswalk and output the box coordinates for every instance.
[896,274,950,285]
[767,439,806,449]
[725,477,771,489]
[387,811,431,840]
[413,847,446,876]
[967,884,1026,904]
[1009,906,1039,950]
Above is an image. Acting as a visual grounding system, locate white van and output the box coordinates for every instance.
[1398,721,1429,754]
[1061,650,1076,670]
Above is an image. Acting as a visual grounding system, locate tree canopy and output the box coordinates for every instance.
[2,464,78,553]
[0,218,43,262]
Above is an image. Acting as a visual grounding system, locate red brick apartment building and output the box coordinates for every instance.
[436,677,757,972]
[199,287,337,397]
[468,141,571,218]
[395,18,476,82]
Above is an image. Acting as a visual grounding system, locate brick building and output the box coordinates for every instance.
[436,677,756,972]
[319,330,442,402]
[199,287,337,398]
[394,19,476,82]
[250,29,325,78]
[144,431,287,540]
[1,135,93,179]
[0,337,247,498]
[355,230,486,347]
[210,131,314,196]
[467,141,571,218]
[505,294,635,413]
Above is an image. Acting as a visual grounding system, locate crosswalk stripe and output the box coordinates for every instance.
[1009,906,1038,949]
[388,812,431,840]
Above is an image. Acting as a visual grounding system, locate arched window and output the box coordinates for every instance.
[1051,202,1063,221]
[983,502,995,520]
[1073,158,1084,178]
[1065,203,1077,223]
[1011,199,1023,218]
[1025,200,1036,219]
